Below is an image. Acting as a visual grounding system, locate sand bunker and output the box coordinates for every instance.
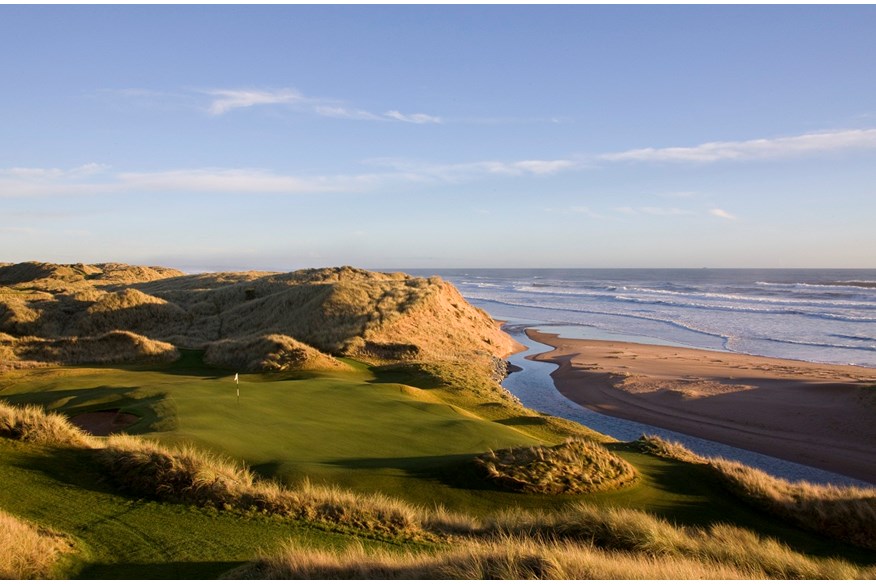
[70,410,138,436]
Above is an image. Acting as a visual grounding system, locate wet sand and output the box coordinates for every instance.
[527,329,876,484]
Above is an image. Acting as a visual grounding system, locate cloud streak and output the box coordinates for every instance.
[600,129,876,163]
[709,208,737,220]
[0,165,384,197]
[202,87,442,124]
[205,89,305,115]
[5,128,875,199]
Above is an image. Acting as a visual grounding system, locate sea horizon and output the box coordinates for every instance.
[407,267,876,369]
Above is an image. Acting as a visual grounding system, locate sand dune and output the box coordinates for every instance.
[527,330,876,484]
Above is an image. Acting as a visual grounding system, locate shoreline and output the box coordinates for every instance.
[525,329,876,485]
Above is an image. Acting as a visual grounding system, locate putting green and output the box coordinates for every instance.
[0,362,543,495]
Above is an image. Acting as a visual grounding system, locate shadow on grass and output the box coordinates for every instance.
[144,349,229,380]
[7,446,131,500]
[1,386,177,434]
[606,441,876,564]
[77,560,243,580]
[367,363,445,389]
[325,452,499,491]
[495,415,549,427]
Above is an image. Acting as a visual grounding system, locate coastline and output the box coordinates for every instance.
[526,329,876,485]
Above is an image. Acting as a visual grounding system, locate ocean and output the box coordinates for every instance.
[405,268,876,485]
[410,268,876,368]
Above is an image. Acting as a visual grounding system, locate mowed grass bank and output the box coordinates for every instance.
[5,360,876,567]
[0,359,554,512]
[0,440,420,579]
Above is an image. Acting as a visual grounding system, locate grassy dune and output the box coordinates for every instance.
[639,435,876,551]
[203,333,351,372]
[474,439,637,494]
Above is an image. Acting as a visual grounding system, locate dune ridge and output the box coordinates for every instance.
[0,262,517,378]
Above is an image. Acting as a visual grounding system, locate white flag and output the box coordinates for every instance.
[234,373,239,383]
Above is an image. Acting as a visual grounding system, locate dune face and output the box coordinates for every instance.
[0,262,517,372]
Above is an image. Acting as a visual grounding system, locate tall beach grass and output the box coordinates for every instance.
[0,400,95,448]
[638,435,876,550]
[474,438,636,494]
[0,508,75,579]
[226,530,872,580]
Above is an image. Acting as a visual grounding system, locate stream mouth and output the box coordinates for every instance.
[501,323,872,488]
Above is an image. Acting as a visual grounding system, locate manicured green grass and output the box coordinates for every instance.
[0,441,424,579]
[1,360,542,496]
[3,358,874,573]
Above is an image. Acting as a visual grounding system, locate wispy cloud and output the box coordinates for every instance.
[0,164,383,197]
[205,88,305,115]
[200,87,442,124]
[600,129,876,163]
[313,105,382,121]
[7,127,875,199]
[383,110,442,124]
[363,157,582,181]
[614,206,695,217]
[709,208,737,220]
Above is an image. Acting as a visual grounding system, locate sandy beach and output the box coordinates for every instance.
[526,329,876,484]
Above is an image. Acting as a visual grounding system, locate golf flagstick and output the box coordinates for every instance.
[234,372,239,404]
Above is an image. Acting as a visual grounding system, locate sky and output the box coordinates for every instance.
[2,5,875,271]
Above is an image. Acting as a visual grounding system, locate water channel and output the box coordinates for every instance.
[501,324,872,487]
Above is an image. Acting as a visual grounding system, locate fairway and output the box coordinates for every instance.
[0,359,544,500]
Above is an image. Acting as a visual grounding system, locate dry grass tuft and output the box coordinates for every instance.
[0,400,96,448]
[0,508,75,579]
[452,503,865,579]
[96,435,423,538]
[638,435,876,550]
[474,439,636,494]
[636,433,707,463]
[203,334,350,372]
[711,457,876,551]
[225,530,872,581]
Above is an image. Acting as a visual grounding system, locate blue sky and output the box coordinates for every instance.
[2,5,875,271]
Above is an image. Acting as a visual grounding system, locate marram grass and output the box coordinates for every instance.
[474,438,637,494]
[638,435,876,550]
[2,402,874,580]
[96,434,425,539]
[0,400,96,448]
[225,531,873,580]
[0,508,75,579]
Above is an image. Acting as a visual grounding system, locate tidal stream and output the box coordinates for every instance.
[501,325,872,487]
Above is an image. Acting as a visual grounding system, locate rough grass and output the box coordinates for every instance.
[638,435,876,550]
[2,330,179,367]
[470,503,866,579]
[227,527,873,580]
[223,538,758,580]
[96,435,424,539]
[2,402,872,579]
[0,400,96,448]
[711,457,876,551]
[474,438,637,494]
[0,262,515,372]
[0,508,75,579]
[203,333,350,373]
